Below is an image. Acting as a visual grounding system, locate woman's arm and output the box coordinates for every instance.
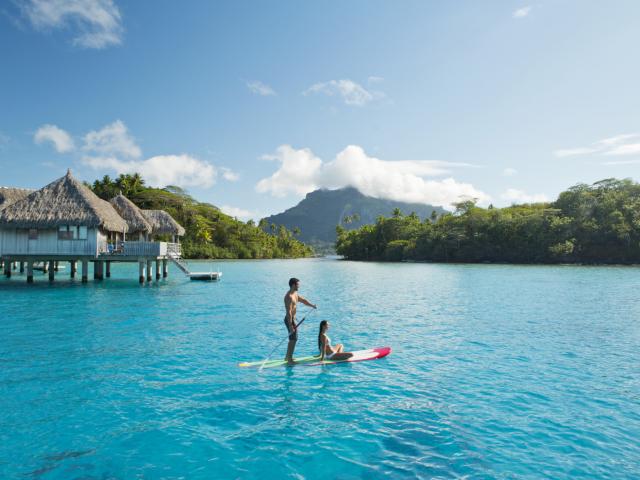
[320,334,326,360]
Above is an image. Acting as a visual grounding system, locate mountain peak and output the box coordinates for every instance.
[262,188,447,250]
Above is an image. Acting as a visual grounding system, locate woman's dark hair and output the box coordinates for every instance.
[318,320,328,351]
[289,277,299,288]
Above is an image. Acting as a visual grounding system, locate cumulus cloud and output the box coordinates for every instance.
[554,133,640,158]
[220,205,259,221]
[78,120,230,188]
[502,168,517,177]
[22,0,123,49]
[82,154,218,188]
[246,80,276,96]
[34,124,75,153]
[220,167,239,181]
[83,120,141,158]
[303,79,383,106]
[256,144,488,208]
[513,6,532,18]
[501,188,548,204]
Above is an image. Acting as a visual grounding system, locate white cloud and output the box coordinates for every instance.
[501,188,548,204]
[256,144,488,208]
[246,80,276,96]
[22,0,123,49]
[367,76,384,84]
[502,167,517,177]
[554,133,640,158]
[82,154,218,188]
[602,159,640,166]
[220,167,239,181]
[554,147,599,158]
[34,124,75,153]
[604,143,640,156]
[83,120,141,158]
[220,205,258,221]
[257,146,323,196]
[513,6,532,18]
[303,79,382,106]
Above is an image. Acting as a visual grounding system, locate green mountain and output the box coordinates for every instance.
[261,187,447,251]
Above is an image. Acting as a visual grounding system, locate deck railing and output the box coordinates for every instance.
[98,241,180,257]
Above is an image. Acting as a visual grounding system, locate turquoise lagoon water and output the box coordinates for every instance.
[1,258,639,479]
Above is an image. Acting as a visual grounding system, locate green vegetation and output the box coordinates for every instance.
[336,179,640,264]
[261,186,446,253]
[90,174,313,259]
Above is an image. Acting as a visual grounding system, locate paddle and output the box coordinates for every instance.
[259,307,317,371]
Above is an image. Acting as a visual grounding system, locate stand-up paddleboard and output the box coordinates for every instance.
[238,346,391,369]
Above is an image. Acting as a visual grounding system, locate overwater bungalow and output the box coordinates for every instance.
[0,170,185,283]
[142,209,186,242]
[109,193,153,241]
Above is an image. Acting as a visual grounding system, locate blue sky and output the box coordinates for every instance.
[1,1,639,219]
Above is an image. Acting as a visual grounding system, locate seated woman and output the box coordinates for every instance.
[318,320,353,361]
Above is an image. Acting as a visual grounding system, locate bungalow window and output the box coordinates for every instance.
[58,225,74,240]
[77,226,88,240]
[28,229,38,240]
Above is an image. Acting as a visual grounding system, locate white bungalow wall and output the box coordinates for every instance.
[0,227,100,257]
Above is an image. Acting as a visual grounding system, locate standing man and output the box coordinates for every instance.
[284,277,317,365]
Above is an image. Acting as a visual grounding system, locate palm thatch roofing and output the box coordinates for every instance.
[109,194,152,234]
[142,209,186,236]
[0,170,128,232]
[0,187,34,209]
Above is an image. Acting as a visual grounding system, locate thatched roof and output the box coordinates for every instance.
[109,194,152,234]
[0,187,34,209]
[0,170,128,232]
[142,209,186,236]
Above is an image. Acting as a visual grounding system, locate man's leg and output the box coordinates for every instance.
[285,338,297,363]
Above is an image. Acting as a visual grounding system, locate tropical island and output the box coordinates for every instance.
[336,178,640,264]
[89,174,312,259]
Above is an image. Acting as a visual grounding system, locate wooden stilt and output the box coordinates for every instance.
[70,261,76,278]
[12,261,17,270]
[27,261,33,283]
[54,261,59,272]
[19,261,24,273]
[5,261,11,278]
[162,259,168,278]
[155,259,161,280]
[95,261,104,280]
[146,260,153,282]
[48,260,55,281]
[43,261,48,273]
[106,261,111,278]
[139,261,145,284]
[82,260,88,283]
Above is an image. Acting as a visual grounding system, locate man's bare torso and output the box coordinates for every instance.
[284,291,298,322]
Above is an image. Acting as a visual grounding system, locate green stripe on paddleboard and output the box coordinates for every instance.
[238,355,321,368]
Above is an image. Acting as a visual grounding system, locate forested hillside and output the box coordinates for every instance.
[90,174,313,259]
[262,187,446,251]
[336,179,640,264]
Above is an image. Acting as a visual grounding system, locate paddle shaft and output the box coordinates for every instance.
[259,307,316,370]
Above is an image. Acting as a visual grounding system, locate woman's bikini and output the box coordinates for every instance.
[322,334,335,359]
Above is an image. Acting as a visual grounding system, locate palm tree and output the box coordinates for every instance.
[392,207,403,218]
